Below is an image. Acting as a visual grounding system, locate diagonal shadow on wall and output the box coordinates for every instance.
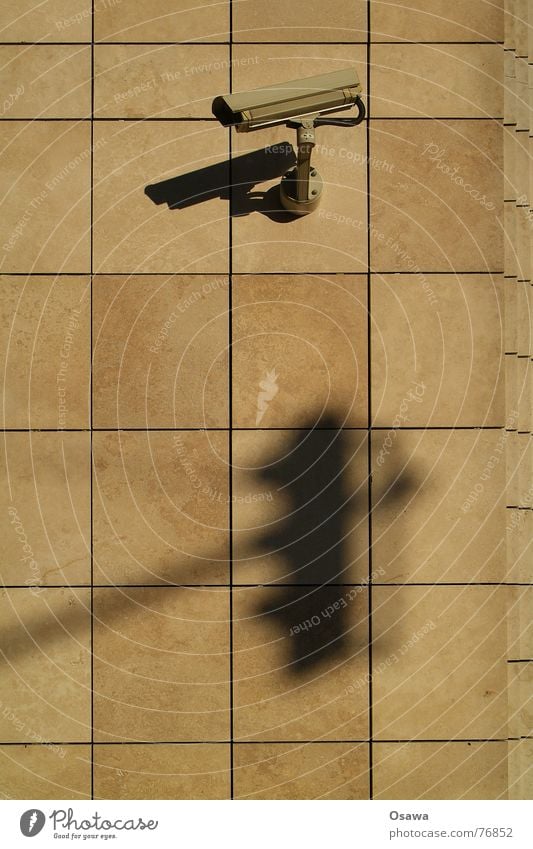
[0,412,415,680]
[144,144,298,221]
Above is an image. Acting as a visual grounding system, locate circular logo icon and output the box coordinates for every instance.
[20,810,46,837]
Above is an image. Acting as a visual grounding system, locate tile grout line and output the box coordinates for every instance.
[2,582,530,589]
[0,738,517,746]
[0,39,504,45]
[366,0,373,802]
[228,0,234,802]
[1,271,506,276]
[0,117,505,122]
[90,0,95,802]
[0,40,505,46]
[0,426,510,432]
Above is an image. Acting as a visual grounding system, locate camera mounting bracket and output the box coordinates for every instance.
[279,96,365,215]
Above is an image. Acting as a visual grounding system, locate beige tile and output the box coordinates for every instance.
[507,588,522,664]
[515,58,529,130]
[371,44,503,118]
[374,741,508,800]
[92,275,228,428]
[0,1,92,42]
[372,0,504,42]
[234,742,369,799]
[517,433,531,507]
[504,203,517,279]
[510,587,533,659]
[517,357,530,430]
[1,277,90,429]
[233,430,369,585]
[514,0,529,55]
[95,0,229,42]
[231,44,367,103]
[0,588,91,742]
[371,274,505,427]
[0,744,91,799]
[232,123,367,273]
[504,278,517,352]
[508,739,533,799]
[372,430,506,583]
[94,744,230,799]
[503,126,517,201]
[93,121,228,273]
[93,431,229,585]
[517,280,530,355]
[233,587,369,741]
[94,45,230,119]
[93,587,230,741]
[233,0,366,42]
[0,433,91,587]
[506,430,521,506]
[0,122,91,273]
[232,275,368,428]
[370,121,502,272]
[507,662,533,739]
[0,46,91,118]
[373,586,509,740]
[506,508,533,582]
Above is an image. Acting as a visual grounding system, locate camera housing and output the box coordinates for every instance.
[212,68,362,132]
[212,68,365,214]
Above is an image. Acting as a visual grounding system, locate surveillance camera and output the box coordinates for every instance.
[212,68,362,132]
[212,68,365,214]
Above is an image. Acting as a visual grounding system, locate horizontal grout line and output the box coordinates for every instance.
[0,116,504,122]
[0,271,504,277]
[370,116,502,121]
[0,426,508,434]
[371,738,511,744]
[0,117,215,122]
[0,738,512,747]
[0,41,232,47]
[2,582,530,590]
[0,41,505,46]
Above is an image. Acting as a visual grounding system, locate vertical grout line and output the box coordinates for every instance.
[366,0,373,802]
[90,0,95,802]
[228,0,234,802]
